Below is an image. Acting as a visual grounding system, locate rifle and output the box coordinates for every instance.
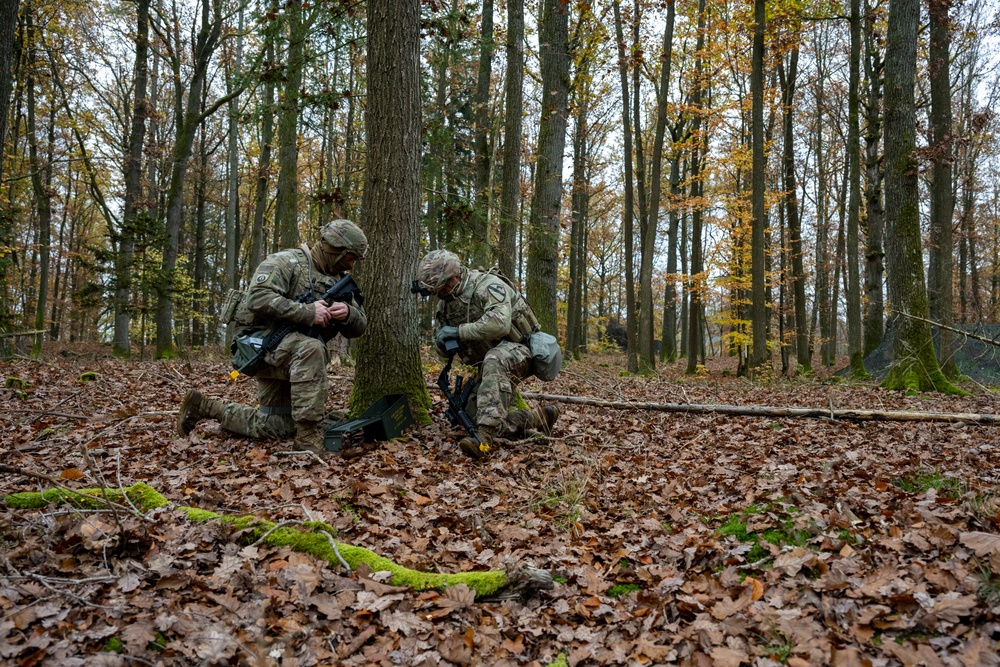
[436,345,480,446]
[235,273,363,375]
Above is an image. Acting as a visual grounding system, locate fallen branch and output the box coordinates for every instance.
[519,392,1000,425]
[0,329,45,339]
[893,311,1000,348]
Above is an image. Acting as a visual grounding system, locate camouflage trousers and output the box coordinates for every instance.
[467,340,533,438]
[220,332,329,439]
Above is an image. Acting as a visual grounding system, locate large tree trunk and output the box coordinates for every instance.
[526,0,570,334]
[882,0,958,393]
[0,0,19,347]
[496,0,523,278]
[351,0,430,420]
[927,0,955,377]
[612,0,638,373]
[749,0,768,371]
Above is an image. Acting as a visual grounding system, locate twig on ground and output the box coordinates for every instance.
[275,450,330,467]
[249,519,305,547]
[319,529,351,574]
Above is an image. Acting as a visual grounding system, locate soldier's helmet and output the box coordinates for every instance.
[415,249,461,295]
[320,219,368,259]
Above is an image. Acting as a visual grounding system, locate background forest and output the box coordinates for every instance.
[0,0,998,383]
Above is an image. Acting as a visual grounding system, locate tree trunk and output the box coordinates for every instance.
[863,0,885,356]
[250,6,277,272]
[525,0,570,334]
[224,5,243,344]
[846,0,865,375]
[275,0,307,248]
[778,47,809,374]
[26,7,51,359]
[566,87,589,360]
[471,0,494,267]
[351,0,431,420]
[612,0,638,373]
[882,0,959,393]
[686,0,707,374]
[112,0,149,358]
[749,0,768,371]
[154,0,223,358]
[496,0,523,278]
[633,4,654,374]
[650,2,676,364]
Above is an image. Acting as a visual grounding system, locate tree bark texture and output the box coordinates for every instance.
[882,0,957,393]
[928,0,956,377]
[275,0,306,248]
[846,0,865,375]
[863,1,885,356]
[749,0,768,371]
[496,0,523,279]
[686,0,707,374]
[526,0,569,335]
[471,0,494,267]
[352,0,430,420]
[612,0,638,373]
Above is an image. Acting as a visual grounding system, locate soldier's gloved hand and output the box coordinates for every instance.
[435,326,460,354]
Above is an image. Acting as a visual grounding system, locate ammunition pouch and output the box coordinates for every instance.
[231,326,271,377]
[222,289,255,326]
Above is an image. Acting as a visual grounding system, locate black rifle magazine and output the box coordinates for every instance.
[323,394,414,452]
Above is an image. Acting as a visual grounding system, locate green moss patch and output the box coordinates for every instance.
[717,504,813,565]
[893,468,964,499]
[2,482,509,597]
[607,583,642,599]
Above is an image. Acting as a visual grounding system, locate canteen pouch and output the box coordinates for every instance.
[222,289,256,326]
[528,331,562,381]
[231,327,270,376]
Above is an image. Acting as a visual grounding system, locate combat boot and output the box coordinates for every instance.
[459,425,495,459]
[177,390,225,436]
[293,422,326,455]
[537,404,560,435]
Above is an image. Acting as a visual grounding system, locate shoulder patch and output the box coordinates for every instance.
[255,273,269,284]
[487,283,507,302]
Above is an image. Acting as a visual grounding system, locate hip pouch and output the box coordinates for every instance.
[231,327,271,376]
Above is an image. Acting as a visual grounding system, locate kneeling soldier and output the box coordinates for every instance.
[177,219,369,453]
[414,249,559,458]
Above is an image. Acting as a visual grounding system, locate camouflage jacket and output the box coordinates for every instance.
[434,268,536,365]
[242,246,366,341]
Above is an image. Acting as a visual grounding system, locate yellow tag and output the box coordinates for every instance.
[229,370,240,381]
[479,443,490,453]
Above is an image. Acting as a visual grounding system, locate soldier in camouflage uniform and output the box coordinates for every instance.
[414,249,559,458]
[177,219,369,454]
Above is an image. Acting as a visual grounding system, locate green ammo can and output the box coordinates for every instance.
[323,394,414,452]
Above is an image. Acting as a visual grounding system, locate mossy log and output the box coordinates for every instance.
[2,482,509,597]
[521,392,1000,425]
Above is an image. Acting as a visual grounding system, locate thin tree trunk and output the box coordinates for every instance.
[686,0,707,374]
[497,0,523,278]
[566,89,589,360]
[846,0,865,375]
[471,0,494,266]
[250,5,276,271]
[749,0,768,370]
[225,5,243,342]
[26,7,51,359]
[863,0,885,356]
[275,0,308,248]
[612,0,638,373]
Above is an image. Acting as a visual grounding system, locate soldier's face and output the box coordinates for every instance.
[438,274,461,297]
[342,254,358,271]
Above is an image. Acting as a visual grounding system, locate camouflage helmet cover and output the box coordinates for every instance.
[320,219,368,259]
[416,249,462,294]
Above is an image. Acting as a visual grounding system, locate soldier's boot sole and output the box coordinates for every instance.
[177,390,204,437]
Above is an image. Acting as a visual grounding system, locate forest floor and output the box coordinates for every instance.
[2,345,1000,666]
